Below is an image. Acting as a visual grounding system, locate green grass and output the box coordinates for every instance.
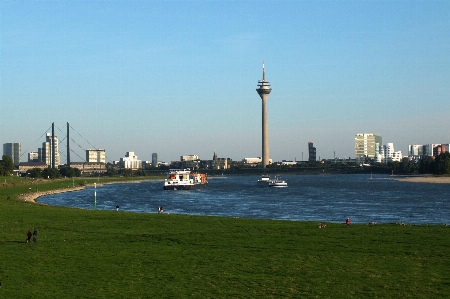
[1,176,449,298]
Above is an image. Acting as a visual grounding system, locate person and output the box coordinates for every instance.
[158,206,164,214]
[32,228,38,242]
[116,205,119,211]
[27,231,32,243]
[346,218,351,227]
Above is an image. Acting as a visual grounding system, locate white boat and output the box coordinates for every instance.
[163,169,208,190]
[257,174,271,186]
[269,176,288,188]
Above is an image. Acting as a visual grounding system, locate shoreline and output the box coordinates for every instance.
[394,176,450,184]
[18,179,155,203]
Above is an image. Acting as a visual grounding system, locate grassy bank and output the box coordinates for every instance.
[1,176,449,298]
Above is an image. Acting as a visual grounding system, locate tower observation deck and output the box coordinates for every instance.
[256,61,272,168]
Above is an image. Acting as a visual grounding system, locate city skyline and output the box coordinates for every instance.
[1,1,449,163]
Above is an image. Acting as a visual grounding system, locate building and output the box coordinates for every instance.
[181,155,200,162]
[152,153,158,167]
[41,133,60,167]
[119,152,142,170]
[86,149,106,163]
[28,152,39,162]
[70,162,107,174]
[375,143,403,163]
[308,142,316,163]
[3,143,21,166]
[354,133,382,161]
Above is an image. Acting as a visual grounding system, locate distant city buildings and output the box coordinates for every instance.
[408,144,449,160]
[3,143,21,166]
[354,133,382,162]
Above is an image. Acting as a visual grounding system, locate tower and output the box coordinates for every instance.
[256,61,272,168]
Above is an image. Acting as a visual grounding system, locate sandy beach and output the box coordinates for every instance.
[17,180,153,203]
[394,176,450,184]
[18,186,87,203]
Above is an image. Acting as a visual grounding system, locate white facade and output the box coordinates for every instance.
[181,154,199,162]
[120,152,142,169]
[42,133,60,166]
[376,143,403,163]
[28,152,39,162]
[86,149,106,163]
[354,133,382,160]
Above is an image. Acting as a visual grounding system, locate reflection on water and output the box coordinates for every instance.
[39,174,450,224]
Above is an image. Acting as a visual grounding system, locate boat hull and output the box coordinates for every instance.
[163,182,208,190]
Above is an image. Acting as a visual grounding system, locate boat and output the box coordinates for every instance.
[163,169,208,190]
[257,174,271,186]
[269,176,288,188]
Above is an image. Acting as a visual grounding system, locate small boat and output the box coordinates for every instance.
[257,174,271,186]
[163,169,208,190]
[269,176,288,188]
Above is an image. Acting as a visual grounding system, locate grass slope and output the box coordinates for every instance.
[1,177,449,298]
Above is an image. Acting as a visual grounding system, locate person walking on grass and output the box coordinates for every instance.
[32,228,38,242]
[26,231,32,243]
[346,218,351,227]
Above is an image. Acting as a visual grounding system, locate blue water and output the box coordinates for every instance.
[39,174,450,225]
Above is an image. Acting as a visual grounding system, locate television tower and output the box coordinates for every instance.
[256,60,272,169]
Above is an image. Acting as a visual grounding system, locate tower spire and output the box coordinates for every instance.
[262,60,265,81]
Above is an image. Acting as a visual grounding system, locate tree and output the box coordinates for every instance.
[0,155,14,176]
[42,167,61,179]
[434,153,450,175]
[28,168,43,178]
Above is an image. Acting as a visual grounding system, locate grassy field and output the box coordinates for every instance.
[1,176,449,298]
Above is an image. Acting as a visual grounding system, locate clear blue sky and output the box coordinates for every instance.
[1,1,449,163]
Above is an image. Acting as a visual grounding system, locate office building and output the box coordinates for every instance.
[308,142,316,163]
[86,149,106,163]
[3,143,21,166]
[354,133,382,161]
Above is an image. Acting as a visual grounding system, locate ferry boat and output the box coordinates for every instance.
[268,176,288,188]
[163,169,208,190]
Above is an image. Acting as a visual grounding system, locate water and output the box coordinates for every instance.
[39,174,450,224]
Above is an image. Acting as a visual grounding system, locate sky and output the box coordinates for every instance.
[1,0,449,164]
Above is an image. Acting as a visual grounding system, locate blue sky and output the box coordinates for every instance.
[1,0,449,163]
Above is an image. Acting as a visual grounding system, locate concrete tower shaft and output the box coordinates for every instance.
[256,61,272,168]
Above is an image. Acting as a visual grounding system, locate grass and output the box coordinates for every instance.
[1,176,449,298]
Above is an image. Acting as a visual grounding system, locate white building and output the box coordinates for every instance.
[181,154,199,162]
[354,133,382,161]
[376,143,403,163]
[86,149,106,163]
[42,133,60,167]
[119,152,142,170]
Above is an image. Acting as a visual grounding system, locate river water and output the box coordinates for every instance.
[39,174,450,225]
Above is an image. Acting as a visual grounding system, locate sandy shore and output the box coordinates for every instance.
[394,176,450,184]
[18,180,155,204]
[18,186,87,203]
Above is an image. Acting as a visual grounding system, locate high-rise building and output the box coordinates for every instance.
[308,142,316,163]
[42,133,60,166]
[86,149,106,163]
[3,143,21,166]
[256,61,272,168]
[152,153,158,167]
[354,133,382,161]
